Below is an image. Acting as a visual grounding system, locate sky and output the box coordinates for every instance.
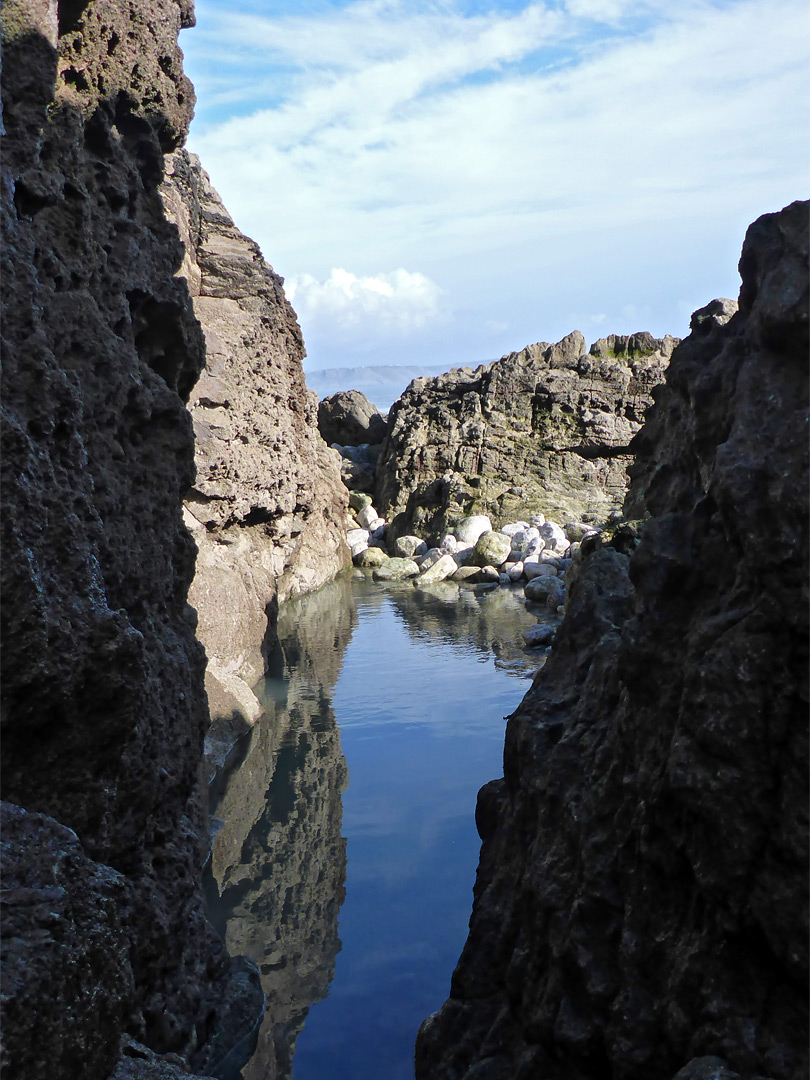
[180,0,809,373]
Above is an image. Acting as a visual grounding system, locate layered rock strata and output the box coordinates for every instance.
[162,151,351,759]
[415,201,809,1079]
[375,330,676,543]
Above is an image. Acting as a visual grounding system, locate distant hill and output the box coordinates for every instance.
[304,362,492,411]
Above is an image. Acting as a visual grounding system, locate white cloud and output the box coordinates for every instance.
[286,268,443,332]
[183,0,810,367]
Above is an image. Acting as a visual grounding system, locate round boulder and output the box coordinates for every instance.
[473,530,513,568]
[318,390,388,446]
[372,558,420,581]
[455,515,493,546]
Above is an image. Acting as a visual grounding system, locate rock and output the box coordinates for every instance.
[500,521,530,537]
[350,541,369,558]
[476,566,501,583]
[539,520,568,551]
[0,7,267,1075]
[419,548,447,572]
[165,150,350,745]
[375,331,676,541]
[453,545,477,566]
[393,535,428,558]
[372,558,420,581]
[354,504,380,529]
[415,202,810,1080]
[508,527,540,551]
[317,389,387,447]
[354,547,389,569]
[417,554,458,585]
[347,528,370,548]
[454,515,493,545]
[522,623,556,647]
[564,521,592,542]
[523,561,558,581]
[518,535,545,560]
[524,575,561,602]
[440,533,459,552]
[506,562,525,582]
[545,582,565,609]
[472,530,513,568]
[451,566,482,583]
[349,491,373,513]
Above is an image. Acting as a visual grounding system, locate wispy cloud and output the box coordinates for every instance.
[183,0,810,368]
[286,268,443,331]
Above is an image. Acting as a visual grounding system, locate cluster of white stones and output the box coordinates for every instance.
[345,495,604,628]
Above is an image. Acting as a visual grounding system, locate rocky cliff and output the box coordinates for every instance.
[415,201,809,1079]
[0,4,345,1077]
[375,330,676,544]
[162,150,350,762]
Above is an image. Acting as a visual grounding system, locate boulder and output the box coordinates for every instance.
[524,575,561,602]
[318,390,388,447]
[522,623,556,647]
[393,535,428,559]
[354,547,389,569]
[455,515,493,545]
[417,554,458,585]
[372,558,420,581]
[472,530,513,568]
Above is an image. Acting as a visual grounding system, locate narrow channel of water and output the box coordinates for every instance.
[205,571,548,1080]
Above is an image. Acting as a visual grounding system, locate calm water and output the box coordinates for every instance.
[206,572,548,1080]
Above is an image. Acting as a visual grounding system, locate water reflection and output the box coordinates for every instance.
[205,575,357,1080]
[206,572,549,1079]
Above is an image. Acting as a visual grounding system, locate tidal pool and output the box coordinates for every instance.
[205,572,547,1080]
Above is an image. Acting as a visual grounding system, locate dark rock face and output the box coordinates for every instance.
[375,331,676,543]
[2,4,252,1076]
[318,388,387,447]
[162,151,351,751]
[415,201,809,1079]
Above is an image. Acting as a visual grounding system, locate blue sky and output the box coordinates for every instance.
[180,0,809,372]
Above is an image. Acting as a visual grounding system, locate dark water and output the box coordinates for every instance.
[206,572,546,1080]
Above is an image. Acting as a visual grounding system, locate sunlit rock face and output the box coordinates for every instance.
[205,576,357,1080]
[375,331,676,544]
[161,150,352,752]
[415,201,809,1079]
[0,2,237,1076]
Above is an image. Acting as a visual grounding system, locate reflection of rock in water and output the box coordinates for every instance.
[386,581,556,675]
[206,574,357,1079]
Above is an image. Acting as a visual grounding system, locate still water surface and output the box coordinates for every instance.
[206,572,545,1080]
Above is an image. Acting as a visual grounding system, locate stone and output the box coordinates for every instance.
[476,566,501,584]
[472,530,513,568]
[375,331,676,541]
[522,623,556,647]
[317,389,387,447]
[500,521,530,537]
[347,528,370,548]
[539,520,568,552]
[418,554,458,585]
[519,535,545,560]
[454,515,493,545]
[440,533,459,552]
[393,535,428,558]
[450,566,482,583]
[523,561,558,581]
[354,504,379,529]
[506,562,525,582]
[564,521,592,542]
[416,201,810,1080]
[349,492,373,513]
[545,582,566,609]
[508,527,540,551]
[524,575,562,602]
[354,547,389,569]
[372,558,420,581]
[419,548,447,572]
[350,541,369,558]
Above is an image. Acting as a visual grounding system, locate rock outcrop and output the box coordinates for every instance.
[415,201,809,1079]
[375,331,676,544]
[317,388,387,447]
[161,151,350,760]
[0,4,345,1078]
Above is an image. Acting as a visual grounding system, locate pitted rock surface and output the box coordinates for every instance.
[415,202,809,1080]
[375,330,676,543]
[2,6,259,1078]
[162,150,351,750]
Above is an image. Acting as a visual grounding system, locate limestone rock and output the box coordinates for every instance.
[415,202,809,1080]
[375,331,676,543]
[354,546,389,569]
[417,553,458,585]
[318,389,387,446]
[393,535,428,558]
[455,515,493,545]
[372,558,420,581]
